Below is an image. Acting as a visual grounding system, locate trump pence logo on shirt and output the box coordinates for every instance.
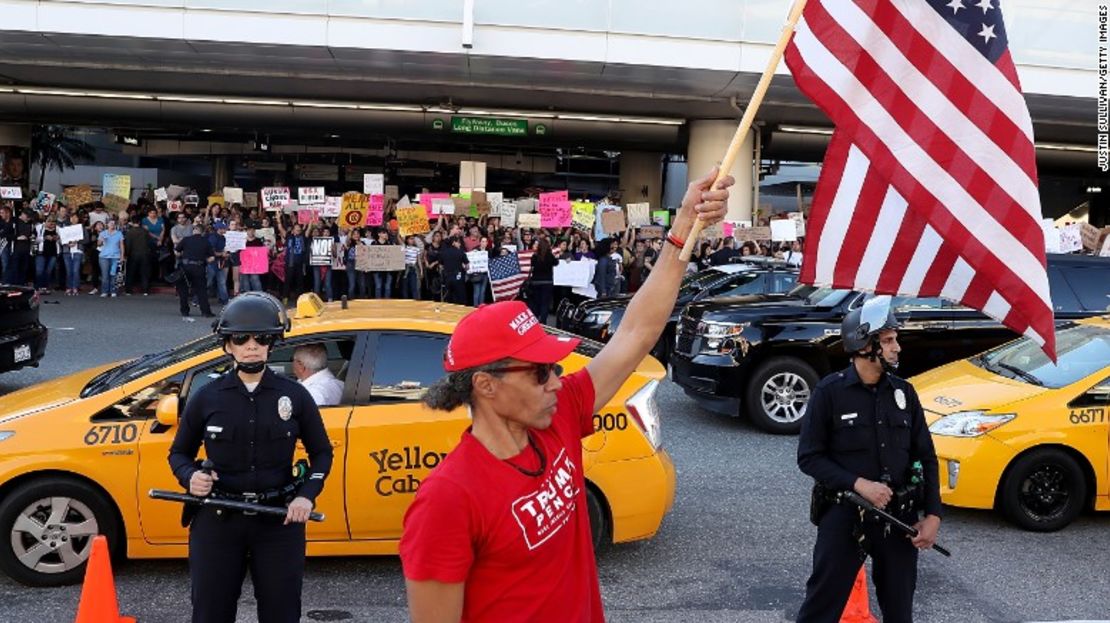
[510,448,580,550]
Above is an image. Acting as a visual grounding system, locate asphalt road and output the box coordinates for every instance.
[2,294,1109,622]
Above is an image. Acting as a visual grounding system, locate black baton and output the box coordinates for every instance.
[840,491,951,557]
[149,489,326,522]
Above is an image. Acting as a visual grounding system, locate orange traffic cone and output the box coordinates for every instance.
[74,535,136,623]
[839,566,877,623]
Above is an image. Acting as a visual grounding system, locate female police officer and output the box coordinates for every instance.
[796,296,942,623]
[168,292,333,623]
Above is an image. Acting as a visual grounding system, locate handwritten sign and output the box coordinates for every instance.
[651,210,670,227]
[102,194,129,212]
[310,237,334,266]
[207,194,224,209]
[601,210,627,234]
[1059,223,1082,253]
[363,245,405,271]
[788,211,807,237]
[384,184,399,200]
[638,225,664,240]
[224,230,247,252]
[466,250,489,274]
[299,186,325,205]
[223,187,244,205]
[363,173,384,195]
[1,186,23,199]
[572,202,596,231]
[243,192,259,209]
[540,200,572,228]
[1101,230,1110,257]
[499,202,518,227]
[261,187,291,211]
[365,194,384,226]
[256,227,276,247]
[627,203,650,227]
[64,185,93,207]
[297,208,318,225]
[517,198,538,214]
[554,260,592,288]
[735,226,772,243]
[167,185,187,200]
[240,246,269,274]
[431,198,455,215]
[339,192,368,228]
[102,174,131,202]
[518,213,541,229]
[397,206,431,237]
[154,187,168,202]
[58,224,84,245]
[1080,222,1101,251]
[321,196,342,218]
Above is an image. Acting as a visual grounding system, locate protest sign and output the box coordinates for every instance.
[64,185,93,207]
[102,194,129,212]
[384,184,399,200]
[459,160,487,192]
[339,192,368,228]
[321,196,342,218]
[1059,223,1082,253]
[569,259,598,299]
[735,226,772,243]
[1080,223,1101,252]
[102,174,130,202]
[601,210,627,234]
[501,244,517,254]
[363,173,384,195]
[627,203,650,227]
[499,202,518,227]
[540,200,572,228]
[223,187,244,205]
[474,191,491,217]
[299,186,325,205]
[365,245,404,271]
[0,187,22,200]
[486,192,503,212]
[256,227,276,247]
[354,245,372,271]
[1043,220,1061,254]
[58,224,84,245]
[572,202,596,231]
[431,198,455,215]
[310,237,334,266]
[638,225,664,240]
[517,198,538,214]
[466,250,490,274]
[154,187,168,202]
[723,222,735,238]
[183,193,200,206]
[1101,231,1110,257]
[554,260,591,288]
[420,193,450,218]
[297,209,317,225]
[518,213,541,229]
[282,200,301,215]
[35,192,56,211]
[240,247,269,274]
[397,207,431,237]
[224,230,247,253]
[771,219,798,242]
[651,210,670,226]
[698,222,723,241]
[243,192,259,209]
[539,190,568,217]
[167,200,183,213]
[366,194,385,226]
[788,211,807,237]
[207,194,224,208]
[453,195,471,214]
[166,185,187,201]
[261,187,290,211]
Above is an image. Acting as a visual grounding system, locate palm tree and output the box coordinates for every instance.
[30,125,96,192]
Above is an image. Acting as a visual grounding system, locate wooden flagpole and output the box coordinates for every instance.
[679,0,810,261]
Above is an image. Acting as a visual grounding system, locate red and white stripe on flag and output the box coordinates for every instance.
[785,0,1055,358]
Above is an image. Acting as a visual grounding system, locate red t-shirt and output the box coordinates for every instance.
[400,369,603,622]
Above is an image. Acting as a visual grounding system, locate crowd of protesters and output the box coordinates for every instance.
[0,193,805,320]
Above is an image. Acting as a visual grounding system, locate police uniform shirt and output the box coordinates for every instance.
[797,365,942,517]
[168,367,333,502]
[176,234,214,263]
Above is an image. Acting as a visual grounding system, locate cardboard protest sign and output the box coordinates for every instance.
[474,191,491,217]
[321,196,342,218]
[638,225,664,240]
[627,203,650,227]
[518,213,541,229]
[166,185,187,201]
[431,198,455,216]
[397,207,431,237]
[554,260,591,288]
[154,187,168,202]
[299,186,325,205]
[499,202,518,227]
[459,160,487,192]
[310,237,334,266]
[239,246,269,274]
[601,210,627,234]
[223,187,244,205]
[102,174,131,202]
[354,245,372,271]
[363,173,384,196]
[58,224,84,245]
[466,250,490,274]
[64,185,93,207]
[735,226,772,243]
[297,209,317,225]
[771,219,798,242]
[339,192,368,229]
[224,230,247,253]
[384,184,399,200]
[1101,230,1110,257]
[243,192,259,209]
[366,194,385,226]
[420,193,450,218]
[102,194,129,212]
[453,196,471,214]
[1080,222,1101,252]
[364,245,404,271]
[651,210,670,226]
[540,200,572,228]
[698,221,723,240]
[1059,223,1082,253]
[261,187,291,211]
[572,202,596,231]
[0,187,22,200]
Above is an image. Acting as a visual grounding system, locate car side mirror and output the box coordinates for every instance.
[155,394,179,427]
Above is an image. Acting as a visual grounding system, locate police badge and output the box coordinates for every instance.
[278,396,293,421]
[894,388,907,410]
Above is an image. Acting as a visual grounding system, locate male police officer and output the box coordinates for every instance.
[168,292,333,623]
[796,296,942,623]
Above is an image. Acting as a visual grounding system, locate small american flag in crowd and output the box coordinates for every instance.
[489,251,533,302]
[786,0,1054,358]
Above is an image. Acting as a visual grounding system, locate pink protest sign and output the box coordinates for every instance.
[420,193,450,218]
[540,200,572,228]
[539,190,568,212]
[297,209,317,225]
[365,194,384,226]
[240,246,269,275]
[723,222,734,238]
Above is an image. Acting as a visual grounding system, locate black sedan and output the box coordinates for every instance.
[0,284,47,374]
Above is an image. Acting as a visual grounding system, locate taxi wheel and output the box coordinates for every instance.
[0,477,122,587]
[745,357,818,435]
[1000,448,1087,532]
[586,487,609,552]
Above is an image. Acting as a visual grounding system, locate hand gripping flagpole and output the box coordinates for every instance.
[679,0,810,261]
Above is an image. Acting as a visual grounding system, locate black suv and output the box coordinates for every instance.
[556,262,798,361]
[670,255,1110,434]
[0,283,47,374]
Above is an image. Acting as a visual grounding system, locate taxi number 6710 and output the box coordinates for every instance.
[83,423,139,445]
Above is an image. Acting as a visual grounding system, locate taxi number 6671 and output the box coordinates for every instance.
[1069,408,1107,425]
[83,423,139,445]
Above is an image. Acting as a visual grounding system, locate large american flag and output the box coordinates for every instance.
[489,250,534,302]
[785,0,1055,358]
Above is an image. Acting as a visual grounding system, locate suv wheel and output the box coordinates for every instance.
[0,477,122,587]
[1000,448,1086,532]
[745,357,818,434]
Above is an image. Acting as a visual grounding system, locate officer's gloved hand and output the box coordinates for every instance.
[189,470,219,496]
[853,478,893,509]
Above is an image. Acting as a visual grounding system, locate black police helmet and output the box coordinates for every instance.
[842,295,900,353]
[212,292,290,337]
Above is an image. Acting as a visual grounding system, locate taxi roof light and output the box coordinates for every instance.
[295,293,326,319]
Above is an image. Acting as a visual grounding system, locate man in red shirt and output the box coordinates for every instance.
[400,167,733,623]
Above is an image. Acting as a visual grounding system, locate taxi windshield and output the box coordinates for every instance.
[973,323,1110,389]
[81,334,221,397]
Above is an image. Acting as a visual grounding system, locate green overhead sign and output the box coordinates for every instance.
[451,116,529,136]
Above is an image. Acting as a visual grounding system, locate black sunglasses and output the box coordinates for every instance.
[229,333,277,347]
[492,363,563,384]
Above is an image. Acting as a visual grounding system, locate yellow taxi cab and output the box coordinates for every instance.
[911,315,1110,532]
[0,295,676,586]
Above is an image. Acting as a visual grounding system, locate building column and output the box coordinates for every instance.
[0,124,32,195]
[618,151,662,209]
[687,119,753,223]
[212,155,233,191]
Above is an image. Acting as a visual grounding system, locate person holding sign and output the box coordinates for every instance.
[370,229,397,299]
[401,235,422,300]
[343,229,367,300]
[467,237,493,307]
[239,227,268,293]
[279,222,309,304]
[526,239,557,322]
[308,226,336,302]
[61,212,86,295]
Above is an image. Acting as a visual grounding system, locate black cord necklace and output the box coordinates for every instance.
[506,434,546,477]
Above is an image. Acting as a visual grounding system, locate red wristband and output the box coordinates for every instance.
[666,233,686,249]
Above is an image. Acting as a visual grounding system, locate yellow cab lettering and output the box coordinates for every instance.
[368,446,448,497]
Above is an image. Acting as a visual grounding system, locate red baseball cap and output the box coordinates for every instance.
[444,301,579,372]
